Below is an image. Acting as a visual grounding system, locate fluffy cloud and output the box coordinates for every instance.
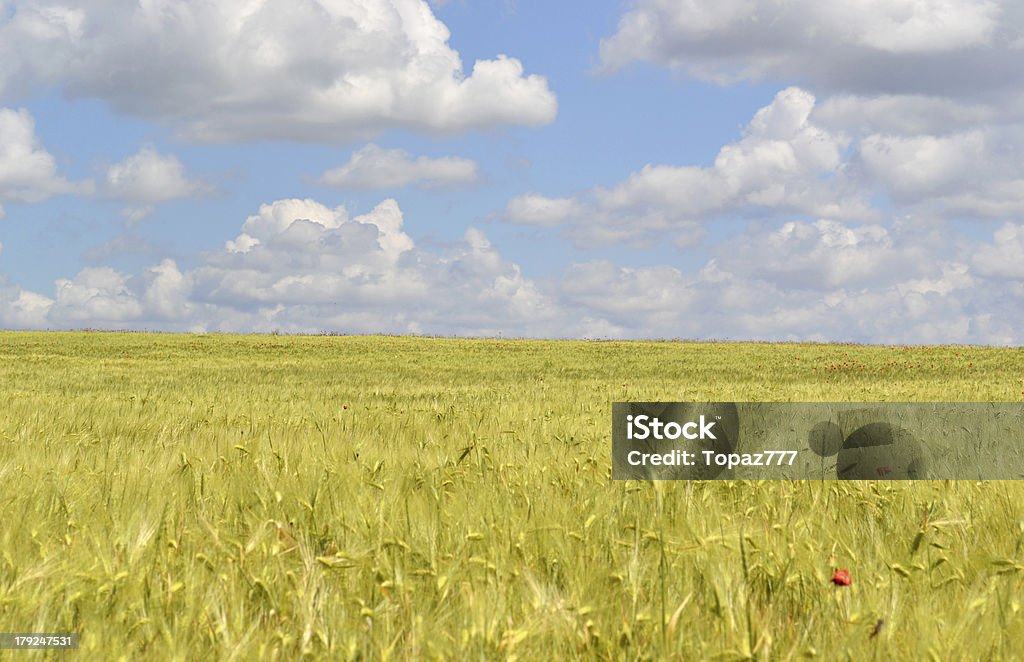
[0,1,557,143]
[711,220,937,290]
[599,0,1019,100]
[105,147,208,203]
[318,144,479,189]
[504,87,875,247]
[0,285,53,329]
[811,94,1001,136]
[504,82,1024,247]
[853,127,1024,216]
[504,194,583,227]
[0,107,92,213]
[971,223,1024,279]
[859,131,987,201]
[197,198,557,334]
[6,196,561,335]
[49,267,145,325]
[617,86,867,223]
[104,146,209,221]
[559,260,700,335]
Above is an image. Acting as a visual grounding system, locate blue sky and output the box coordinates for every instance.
[1,1,1023,343]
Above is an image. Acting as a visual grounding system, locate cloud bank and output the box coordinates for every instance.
[1,194,1023,344]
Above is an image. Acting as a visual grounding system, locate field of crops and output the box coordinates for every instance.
[2,331,1024,660]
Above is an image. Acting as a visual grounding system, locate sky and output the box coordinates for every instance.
[1,0,1023,344]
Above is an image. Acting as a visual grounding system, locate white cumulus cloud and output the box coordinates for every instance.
[0,107,92,208]
[502,87,875,247]
[49,267,144,326]
[0,0,557,143]
[710,218,959,291]
[105,146,209,204]
[0,280,54,329]
[104,146,210,220]
[10,196,560,336]
[971,223,1024,279]
[503,81,1024,247]
[504,194,583,227]
[318,144,479,189]
[853,127,1024,216]
[599,0,1015,100]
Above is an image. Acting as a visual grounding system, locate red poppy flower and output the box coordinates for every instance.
[831,569,851,586]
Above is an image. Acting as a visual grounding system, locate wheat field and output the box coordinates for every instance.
[1,331,1023,660]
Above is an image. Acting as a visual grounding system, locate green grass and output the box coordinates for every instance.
[1,331,1023,660]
